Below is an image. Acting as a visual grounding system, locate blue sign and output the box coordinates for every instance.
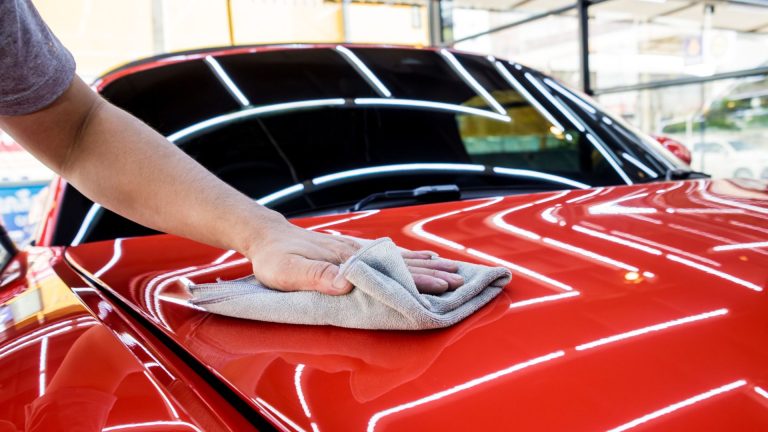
[0,182,48,246]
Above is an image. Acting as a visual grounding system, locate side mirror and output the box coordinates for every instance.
[654,135,692,165]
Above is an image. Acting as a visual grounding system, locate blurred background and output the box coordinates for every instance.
[2,0,767,244]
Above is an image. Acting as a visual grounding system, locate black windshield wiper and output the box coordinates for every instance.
[351,185,461,211]
[665,168,711,181]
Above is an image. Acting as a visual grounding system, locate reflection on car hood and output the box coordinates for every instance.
[65,179,768,432]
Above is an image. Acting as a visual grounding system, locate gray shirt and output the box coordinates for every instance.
[0,0,76,116]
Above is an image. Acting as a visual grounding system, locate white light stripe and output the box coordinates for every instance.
[311,423,320,432]
[525,72,585,132]
[755,386,768,399]
[606,380,747,432]
[698,180,768,215]
[492,167,590,189]
[143,370,180,419]
[167,99,347,142]
[255,397,308,432]
[256,184,305,205]
[493,61,565,131]
[212,250,237,264]
[440,49,506,115]
[204,55,250,107]
[411,210,466,250]
[94,238,123,278]
[467,248,573,291]
[295,364,312,418]
[610,230,721,267]
[0,322,97,361]
[572,225,663,256]
[666,254,763,292]
[576,308,729,351]
[543,78,596,114]
[155,294,207,311]
[72,203,102,246]
[565,187,604,204]
[0,317,95,357]
[306,210,379,231]
[587,133,634,185]
[712,241,768,252]
[543,237,640,272]
[312,163,485,185]
[622,152,659,178]
[354,98,511,122]
[367,351,565,432]
[508,291,580,309]
[38,337,48,396]
[103,421,202,431]
[335,46,392,98]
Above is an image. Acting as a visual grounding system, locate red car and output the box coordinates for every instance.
[1,45,767,431]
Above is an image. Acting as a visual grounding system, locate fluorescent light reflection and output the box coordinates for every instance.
[167,99,347,143]
[256,184,304,206]
[491,167,590,189]
[586,133,634,185]
[572,225,662,256]
[335,46,392,98]
[713,241,768,252]
[367,350,565,432]
[38,337,48,396]
[143,370,180,419]
[492,61,565,132]
[565,187,605,204]
[94,238,123,278]
[440,49,506,115]
[606,380,746,432]
[543,78,596,114]
[204,55,250,107]
[72,203,102,246]
[295,364,313,418]
[622,153,659,178]
[666,254,763,292]
[508,291,580,309]
[103,421,202,431]
[755,386,768,400]
[525,72,585,132]
[306,210,379,231]
[467,248,573,292]
[576,308,728,351]
[542,237,640,272]
[312,163,485,185]
[354,98,511,122]
[255,397,309,432]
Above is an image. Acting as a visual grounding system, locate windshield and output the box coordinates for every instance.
[55,46,685,245]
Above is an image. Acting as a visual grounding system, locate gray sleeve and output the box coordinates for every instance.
[0,0,76,116]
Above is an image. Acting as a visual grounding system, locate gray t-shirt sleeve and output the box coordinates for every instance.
[0,0,76,116]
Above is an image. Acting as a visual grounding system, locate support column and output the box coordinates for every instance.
[577,0,592,95]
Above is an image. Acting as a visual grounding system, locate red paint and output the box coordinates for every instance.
[61,179,768,431]
[0,247,256,431]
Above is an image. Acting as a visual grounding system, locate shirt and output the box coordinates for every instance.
[0,0,76,116]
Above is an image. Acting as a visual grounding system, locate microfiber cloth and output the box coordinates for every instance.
[188,237,512,330]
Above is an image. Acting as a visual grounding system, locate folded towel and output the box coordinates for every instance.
[189,237,512,330]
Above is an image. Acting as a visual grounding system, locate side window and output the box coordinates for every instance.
[458,91,580,173]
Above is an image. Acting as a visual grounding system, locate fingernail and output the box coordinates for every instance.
[332,273,348,291]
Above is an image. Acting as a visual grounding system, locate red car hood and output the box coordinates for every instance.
[65,179,768,431]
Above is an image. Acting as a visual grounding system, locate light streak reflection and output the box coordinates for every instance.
[606,380,747,432]
[575,308,728,351]
[366,350,565,432]
[712,241,768,252]
[508,291,580,309]
[666,254,763,292]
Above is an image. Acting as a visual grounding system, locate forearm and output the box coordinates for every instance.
[1,77,285,254]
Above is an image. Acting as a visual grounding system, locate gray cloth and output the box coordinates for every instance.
[189,238,512,330]
[0,0,76,115]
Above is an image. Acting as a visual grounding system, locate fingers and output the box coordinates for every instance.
[269,255,353,296]
[412,273,451,294]
[401,250,438,260]
[405,258,459,273]
[409,266,464,291]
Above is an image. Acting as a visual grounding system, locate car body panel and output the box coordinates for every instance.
[64,179,768,431]
[0,247,257,431]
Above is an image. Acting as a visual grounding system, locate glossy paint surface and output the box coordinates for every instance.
[0,247,256,431]
[66,179,768,431]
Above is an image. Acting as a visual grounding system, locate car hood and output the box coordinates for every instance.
[64,179,768,431]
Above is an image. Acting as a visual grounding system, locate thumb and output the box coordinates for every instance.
[295,256,354,295]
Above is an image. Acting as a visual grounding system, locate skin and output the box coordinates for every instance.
[0,76,464,295]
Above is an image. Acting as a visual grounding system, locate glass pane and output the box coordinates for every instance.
[347,3,430,45]
[597,75,768,179]
[452,7,582,89]
[230,0,343,44]
[591,0,768,90]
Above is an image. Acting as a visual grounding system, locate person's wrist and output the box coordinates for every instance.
[239,208,292,258]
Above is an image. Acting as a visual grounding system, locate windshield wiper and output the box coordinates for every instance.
[351,185,461,211]
[665,168,710,181]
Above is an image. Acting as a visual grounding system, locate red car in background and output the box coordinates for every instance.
[1,45,767,431]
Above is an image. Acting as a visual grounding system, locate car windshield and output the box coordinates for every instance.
[56,46,685,244]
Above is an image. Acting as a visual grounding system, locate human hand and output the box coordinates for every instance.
[245,220,464,295]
